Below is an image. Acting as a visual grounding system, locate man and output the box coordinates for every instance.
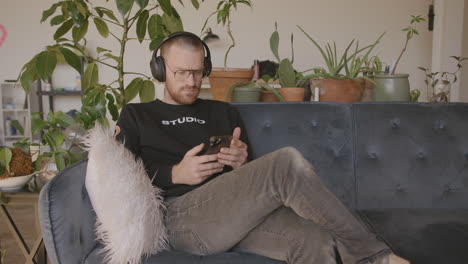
[115,32,408,264]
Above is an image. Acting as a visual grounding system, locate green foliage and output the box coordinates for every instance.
[298,25,384,80]
[269,23,307,88]
[25,111,88,171]
[419,56,467,102]
[225,81,285,102]
[201,0,252,68]
[10,120,24,135]
[391,15,425,75]
[0,148,13,175]
[19,0,189,127]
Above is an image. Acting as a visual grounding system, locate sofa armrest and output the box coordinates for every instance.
[38,160,97,264]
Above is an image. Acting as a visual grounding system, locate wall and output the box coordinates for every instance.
[432,0,466,102]
[0,0,434,114]
[460,0,468,101]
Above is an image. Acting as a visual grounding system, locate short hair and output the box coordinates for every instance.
[160,34,205,59]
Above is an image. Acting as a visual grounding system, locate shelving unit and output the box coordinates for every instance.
[0,82,32,147]
[36,81,83,115]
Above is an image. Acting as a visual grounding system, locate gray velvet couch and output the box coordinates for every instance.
[38,102,468,264]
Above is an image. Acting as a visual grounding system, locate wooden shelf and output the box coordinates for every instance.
[2,109,29,112]
[37,90,82,96]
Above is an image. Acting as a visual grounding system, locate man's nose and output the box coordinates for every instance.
[186,72,196,86]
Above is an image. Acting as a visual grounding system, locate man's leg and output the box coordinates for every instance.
[164,147,390,263]
[231,206,337,264]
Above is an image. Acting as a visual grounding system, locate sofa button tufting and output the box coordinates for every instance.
[396,184,405,192]
[311,121,318,128]
[368,152,378,159]
[264,121,272,128]
[391,118,400,129]
[417,152,426,159]
[435,120,446,130]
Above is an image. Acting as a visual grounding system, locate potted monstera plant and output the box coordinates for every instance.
[298,25,384,103]
[202,0,254,102]
[373,15,425,101]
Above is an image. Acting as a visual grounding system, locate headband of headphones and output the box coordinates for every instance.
[150,31,212,82]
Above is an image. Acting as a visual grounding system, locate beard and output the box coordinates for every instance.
[166,85,200,105]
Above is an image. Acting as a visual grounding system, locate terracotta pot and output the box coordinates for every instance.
[260,89,280,102]
[309,79,364,103]
[208,67,254,102]
[360,79,375,102]
[279,87,305,102]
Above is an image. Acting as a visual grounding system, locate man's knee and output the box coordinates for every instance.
[274,147,315,173]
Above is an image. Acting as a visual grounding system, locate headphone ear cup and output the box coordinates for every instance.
[204,57,212,77]
[150,56,166,82]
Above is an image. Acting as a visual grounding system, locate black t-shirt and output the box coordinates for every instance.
[115,98,251,198]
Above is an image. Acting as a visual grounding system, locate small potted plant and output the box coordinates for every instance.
[298,25,384,103]
[269,23,308,101]
[225,79,285,103]
[201,0,254,102]
[419,56,467,102]
[374,15,425,101]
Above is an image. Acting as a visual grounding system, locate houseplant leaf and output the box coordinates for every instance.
[125,78,143,103]
[191,0,200,9]
[59,47,82,73]
[136,0,149,9]
[270,23,280,62]
[10,120,24,135]
[82,63,99,91]
[53,19,74,40]
[35,51,57,80]
[139,80,155,103]
[116,0,134,16]
[278,59,296,87]
[136,10,149,43]
[158,0,173,16]
[72,20,89,42]
[106,94,119,121]
[41,2,62,23]
[0,148,13,174]
[94,18,109,38]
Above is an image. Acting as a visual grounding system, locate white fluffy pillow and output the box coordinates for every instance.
[83,124,168,264]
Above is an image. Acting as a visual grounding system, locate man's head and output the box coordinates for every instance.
[157,33,207,105]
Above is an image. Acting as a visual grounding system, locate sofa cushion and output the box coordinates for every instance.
[234,102,356,208]
[353,103,468,209]
[84,244,286,264]
[359,209,468,264]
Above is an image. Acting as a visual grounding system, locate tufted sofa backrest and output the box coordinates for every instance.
[353,103,468,209]
[234,102,357,208]
[235,102,468,210]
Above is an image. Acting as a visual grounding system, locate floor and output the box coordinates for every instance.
[0,204,42,263]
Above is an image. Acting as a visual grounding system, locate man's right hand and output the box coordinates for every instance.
[172,143,225,185]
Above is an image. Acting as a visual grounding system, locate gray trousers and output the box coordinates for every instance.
[164,147,391,264]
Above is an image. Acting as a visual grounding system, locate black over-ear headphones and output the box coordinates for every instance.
[150,31,212,82]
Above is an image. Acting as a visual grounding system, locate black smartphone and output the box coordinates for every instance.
[203,135,233,155]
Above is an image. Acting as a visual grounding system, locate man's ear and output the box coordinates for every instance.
[113,125,121,139]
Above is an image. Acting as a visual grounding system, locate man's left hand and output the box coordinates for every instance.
[217,127,248,169]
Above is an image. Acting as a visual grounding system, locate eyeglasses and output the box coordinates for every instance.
[166,63,204,82]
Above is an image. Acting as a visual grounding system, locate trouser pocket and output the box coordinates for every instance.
[167,228,208,255]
